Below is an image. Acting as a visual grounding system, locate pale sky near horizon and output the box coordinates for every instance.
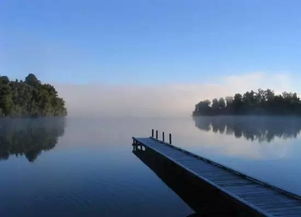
[1,0,301,116]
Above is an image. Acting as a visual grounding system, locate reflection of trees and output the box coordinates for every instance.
[0,118,65,162]
[194,116,301,142]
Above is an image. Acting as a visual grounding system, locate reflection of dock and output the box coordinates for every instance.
[133,135,301,217]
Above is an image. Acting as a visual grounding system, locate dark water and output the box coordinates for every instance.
[1,116,301,216]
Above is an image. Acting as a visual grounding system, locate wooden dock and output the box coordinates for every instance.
[133,136,301,217]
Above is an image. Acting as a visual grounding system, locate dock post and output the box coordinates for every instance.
[156,130,158,139]
[151,129,154,138]
[169,133,172,144]
[162,132,165,142]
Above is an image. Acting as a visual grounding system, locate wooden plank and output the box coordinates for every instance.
[133,137,301,217]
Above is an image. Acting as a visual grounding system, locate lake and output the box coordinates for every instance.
[0,116,301,217]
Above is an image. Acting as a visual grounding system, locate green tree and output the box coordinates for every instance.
[218,98,226,110]
[193,89,301,116]
[25,73,41,87]
[0,76,13,116]
[0,74,67,117]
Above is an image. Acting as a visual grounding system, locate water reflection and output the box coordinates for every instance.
[194,116,301,142]
[0,118,65,162]
[133,144,257,217]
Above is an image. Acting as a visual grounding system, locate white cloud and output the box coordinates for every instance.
[55,72,299,118]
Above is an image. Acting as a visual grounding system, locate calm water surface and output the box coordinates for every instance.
[1,116,301,216]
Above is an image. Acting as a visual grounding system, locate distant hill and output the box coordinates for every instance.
[0,73,67,117]
[193,89,301,116]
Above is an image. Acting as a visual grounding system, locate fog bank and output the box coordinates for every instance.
[55,72,297,117]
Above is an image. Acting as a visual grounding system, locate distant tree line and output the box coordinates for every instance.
[193,89,301,116]
[0,73,67,117]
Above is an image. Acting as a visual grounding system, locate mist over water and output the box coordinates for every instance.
[54,72,298,118]
[1,116,301,216]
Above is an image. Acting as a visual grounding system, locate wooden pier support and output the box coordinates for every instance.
[132,137,301,217]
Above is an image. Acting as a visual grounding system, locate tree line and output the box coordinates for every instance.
[193,89,301,116]
[0,73,67,117]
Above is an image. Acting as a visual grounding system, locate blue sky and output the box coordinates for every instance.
[1,0,301,84]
